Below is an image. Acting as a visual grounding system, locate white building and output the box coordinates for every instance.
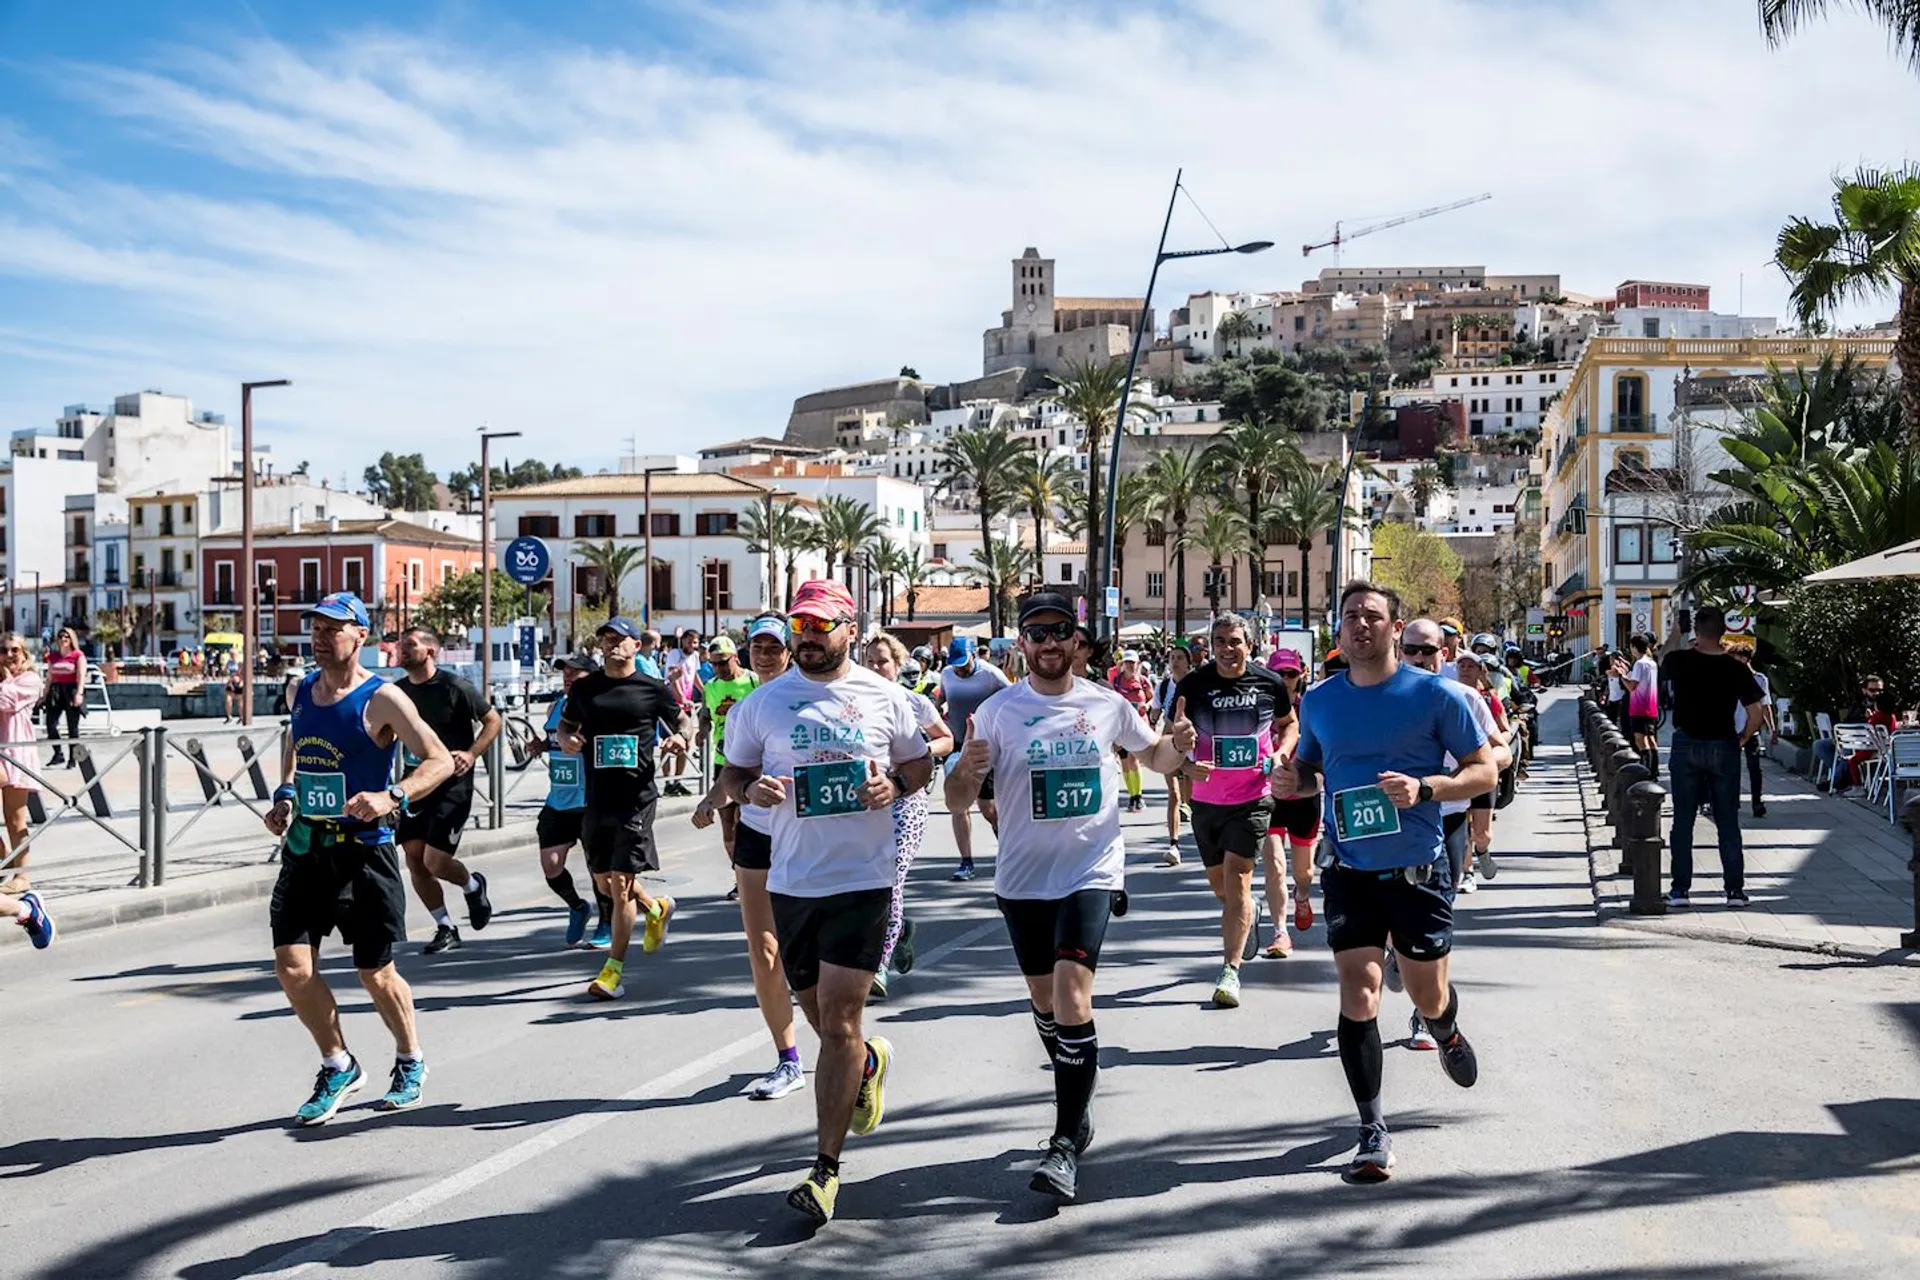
[1603,307,1778,342]
[13,391,259,497]
[1402,363,1573,437]
[1,454,101,635]
[63,493,129,639]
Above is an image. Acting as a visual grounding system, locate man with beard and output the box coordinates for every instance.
[393,626,501,954]
[713,580,934,1225]
[948,592,1193,1202]
[527,652,611,949]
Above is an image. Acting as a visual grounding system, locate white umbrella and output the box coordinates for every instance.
[1802,537,1920,584]
[1117,622,1160,639]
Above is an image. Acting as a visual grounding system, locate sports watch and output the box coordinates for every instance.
[1417,780,1434,804]
[387,784,411,814]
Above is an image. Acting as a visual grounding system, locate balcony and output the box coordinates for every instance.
[1609,412,1648,432]
[1554,569,1587,599]
[209,591,236,607]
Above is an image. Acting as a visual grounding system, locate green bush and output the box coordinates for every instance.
[1777,580,1920,723]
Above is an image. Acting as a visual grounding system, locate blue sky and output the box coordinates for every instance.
[2,0,1917,488]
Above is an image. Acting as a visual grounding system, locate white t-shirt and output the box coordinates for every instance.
[1735,670,1771,735]
[722,664,931,896]
[1441,682,1498,817]
[972,677,1158,900]
[734,682,777,835]
[1628,655,1659,713]
[1607,672,1625,701]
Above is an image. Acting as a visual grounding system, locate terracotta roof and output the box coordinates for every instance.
[889,585,989,616]
[499,473,773,498]
[203,518,478,546]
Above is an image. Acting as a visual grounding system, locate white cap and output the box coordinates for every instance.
[1121,649,1140,662]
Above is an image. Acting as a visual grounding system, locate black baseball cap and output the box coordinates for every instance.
[1018,591,1075,624]
[555,651,598,672]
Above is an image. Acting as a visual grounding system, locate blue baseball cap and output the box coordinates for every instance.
[597,616,642,640]
[947,636,976,663]
[303,592,369,627]
[748,615,790,644]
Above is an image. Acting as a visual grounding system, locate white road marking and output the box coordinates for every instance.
[252,916,1006,1277]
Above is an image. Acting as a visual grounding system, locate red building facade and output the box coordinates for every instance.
[1614,280,1710,311]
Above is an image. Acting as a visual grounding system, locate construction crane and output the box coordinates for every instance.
[1302,192,1493,258]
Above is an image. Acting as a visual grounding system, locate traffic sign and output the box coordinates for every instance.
[502,536,550,585]
[1725,609,1753,634]
[1104,586,1120,619]
[517,624,537,671]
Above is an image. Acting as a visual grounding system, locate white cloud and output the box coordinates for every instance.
[0,0,1915,479]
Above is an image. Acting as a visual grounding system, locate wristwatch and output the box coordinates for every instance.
[387,784,411,814]
[1416,780,1434,804]
[886,770,910,797]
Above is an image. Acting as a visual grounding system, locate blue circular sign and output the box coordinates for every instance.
[502,536,551,585]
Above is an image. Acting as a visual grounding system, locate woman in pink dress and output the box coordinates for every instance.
[0,632,45,894]
[44,626,85,768]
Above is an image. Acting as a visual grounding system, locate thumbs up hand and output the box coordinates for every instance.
[958,714,992,783]
[1168,696,1197,755]
[859,757,898,810]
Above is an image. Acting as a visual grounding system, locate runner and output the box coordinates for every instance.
[392,626,501,954]
[939,635,1010,881]
[1273,582,1497,1182]
[1450,649,1511,891]
[264,592,455,1125]
[1261,646,1319,956]
[701,635,759,867]
[714,579,935,1224]
[1110,650,1154,813]
[948,592,1192,1201]
[1158,646,1195,866]
[556,616,687,1000]
[861,631,955,1000]
[1,882,53,949]
[1174,614,1295,1008]
[528,652,610,949]
[694,614,807,1099]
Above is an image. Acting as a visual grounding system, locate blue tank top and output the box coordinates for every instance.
[543,699,586,812]
[290,672,394,846]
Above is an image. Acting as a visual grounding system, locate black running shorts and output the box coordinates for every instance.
[396,779,474,853]
[1192,797,1272,868]
[1266,794,1322,845]
[536,805,584,850]
[997,889,1116,976]
[770,888,891,990]
[270,837,409,970]
[583,800,660,875]
[1323,859,1455,961]
[732,821,773,872]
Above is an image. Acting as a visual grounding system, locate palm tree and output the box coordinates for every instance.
[1266,462,1350,631]
[867,537,909,626]
[1759,1,1920,73]
[1214,309,1258,358]
[1146,444,1209,637]
[969,541,1034,637]
[939,426,1029,635]
[1194,506,1252,617]
[1407,463,1445,518]
[733,493,808,612]
[1110,472,1157,629]
[1050,358,1157,604]
[1014,451,1079,589]
[1775,163,1920,446]
[809,495,884,591]
[901,547,932,621]
[1203,419,1306,609]
[575,540,647,619]
[775,505,814,609]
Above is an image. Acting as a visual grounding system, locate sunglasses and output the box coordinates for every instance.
[1021,620,1075,643]
[788,615,846,636]
[1402,643,1442,657]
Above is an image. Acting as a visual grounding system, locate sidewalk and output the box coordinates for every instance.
[1573,704,1919,965]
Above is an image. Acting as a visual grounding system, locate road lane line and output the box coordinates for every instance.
[253,916,1006,1277]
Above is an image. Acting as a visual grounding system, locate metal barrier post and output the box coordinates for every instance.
[1627,781,1667,915]
[1902,796,1920,948]
[1602,746,1638,826]
[74,744,113,817]
[1610,761,1650,858]
[150,725,169,886]
[136,728,154,888]
[185,738,219,802]
[237,735,271,800]
[487,735,505,830]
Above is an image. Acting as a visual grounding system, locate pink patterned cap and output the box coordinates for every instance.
[789,578,856,621]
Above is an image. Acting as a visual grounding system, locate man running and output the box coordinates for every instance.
[949,592,1193,1202]
[530,652,611,949]
[714,579,934,1224]
[393,626,500,954]
[1273,582,1497,1182]
[939,634,1010,881]
[556,616,686,1000]
[1174,614,1294,1008]
[1158,646,1196,866]
[701,635,759,866]
[1261,647,1318,956]
[265,592,455,1124]
[694,614,806,1100]
[1110,649,1155,813]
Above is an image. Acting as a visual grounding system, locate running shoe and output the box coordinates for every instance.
[725,884,740,902]
[1407,1010,1437,1051]
[1459,869,1478,894]
[1478,849,1499,881]
[1435,1027,1478,1088]
[1346,1124,1394,1183]
[748,1059,807,1101]
[951,864,975,881]
[588,959,625,1000]
[1752,802,1768,818]
[787,1164,839,1224]
[893,918,917,975]
[1293,889,1313,933]
[1211,964,1241,1009]
[641,896,675,954]
[1178,803,1192,822]
[1030,1135,1079,1201]
[868,970,890,1002]
[294,1057,364,1126]
[1727,891,1751,910]
[1262,934,1293,959]
[16,891,54,949]
[377,1058,427,1111]
[564,901,592,949]
[423,924,462,954]
[850,1036,893,1136]
[1664,890,1691,911]
[465,873,493,931]
[1383,949,1404,994]
[587,919,612,950]
[1160,843,1182,867]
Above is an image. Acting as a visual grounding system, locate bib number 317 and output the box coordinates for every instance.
[1333,784,1401,842]
[795,760,867,818]
[1031,766,1101,821]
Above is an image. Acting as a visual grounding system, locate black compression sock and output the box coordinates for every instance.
[546,871,587,911]
[1052,1021,1098,1143]
[595,891,614,925]
[1032,1004,1059,1062]
[813,1152,840,1180]
[1424,986,1460,1042]
[1336,1014,1385,1128]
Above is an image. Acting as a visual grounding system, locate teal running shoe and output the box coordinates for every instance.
[587,918,612,950]
[294,1058,364,1126]
[565,901,592,949]
[377,1058,427,1111]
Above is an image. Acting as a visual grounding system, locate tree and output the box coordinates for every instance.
[445,458,586,509]
[1775,163,1920,446]
[867,537,909,626]
[1111,472,1157,628]
[776,505,815,610]
[90,612,125,658]
[938,426,1029,635]
[1266,460,1351,630]
[1194,506,1252,617]
[1203,419,1305,608]
[902,547,932,621]
[414,569,539,635]
[1759,0,1920,73]
[812,495,885,591]
[574,540,647,619]
[969,541,1033,638]
[899,365,920,379]
[1014,451,1079,590]
[734,494,806,612]
[1370,521,1462,618]
[1407,463,1445,518]
[1214,309,1258,358]
[1146,444,1210,636]
[1050,358,1156,605]
[363,452,440,510]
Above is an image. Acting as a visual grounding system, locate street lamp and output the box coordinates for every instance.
[640,464,679,628]
[1097,167,1271,642]
[479,428,522,702]
[239,378,290,725]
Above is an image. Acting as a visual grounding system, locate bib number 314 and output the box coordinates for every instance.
[1332,784,1401,842]
[795,760,867,818]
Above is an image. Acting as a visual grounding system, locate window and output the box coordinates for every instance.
[575,513,615,537]
[912,512,920,532]
[1650,526,1677,564]
[1614,524,1645,564]
[650,512,681,537]
[696,512,738,536]
[1146,571,1165,598]
[703,560,732,611]
[255,560,276,604]
[183,551,193,571]
[932,543,948,560]
[1203,567,1228,599]
[1260,570,1285,598]
[441,560,456,583]
[650,561,674,610]
[214,560,235,605]
[160,548,177,586]
[1145,520,1166,548]
[182,504,193,524]
[300,558,322,601]
[407,559,424,592]
[518,515,560,537]
[1615,374,1647,431]
[134,506,144,527]
[342,558,365,596]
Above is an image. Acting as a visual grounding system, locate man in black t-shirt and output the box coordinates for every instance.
[394,627,502,954]
[1657,607,1765,910]
[558,616,687,1000]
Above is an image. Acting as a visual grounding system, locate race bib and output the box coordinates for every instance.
[1030,766,1101,821]
[794,760,866,818]
[1332,785,1401,842]
[548,755,582,788]
[1213,735,1260,769]
[296,771,347,819]
[593,735,641,769]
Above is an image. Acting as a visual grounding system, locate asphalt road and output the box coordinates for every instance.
[4,692,1917,1279]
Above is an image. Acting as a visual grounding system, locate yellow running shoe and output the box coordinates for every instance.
[786,1167,839,1223]
[642,896,675,954]
[588,958,624,1000]
[850,1035,893,1136]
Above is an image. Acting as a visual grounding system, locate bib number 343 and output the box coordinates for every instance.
[1333,784,1402,842]
[795,760,867,818]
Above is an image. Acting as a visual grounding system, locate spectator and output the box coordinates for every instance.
[1602,645,1627,725]
[43,627,85,769]
[1659,607,1765,910]
[1725,637,1772,818]
[1618,634,1661,780]
[0,632,43,895]
[635,629,665,679]
[1816,673,1893,794]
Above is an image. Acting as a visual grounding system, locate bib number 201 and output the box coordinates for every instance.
[1332,784,1401,842]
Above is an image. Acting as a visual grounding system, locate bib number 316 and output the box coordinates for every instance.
[795,760,867,818]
